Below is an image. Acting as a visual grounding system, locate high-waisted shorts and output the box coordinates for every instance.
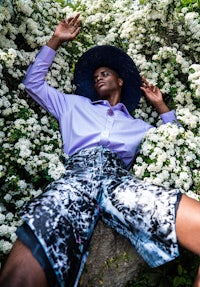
[17,146,182,287]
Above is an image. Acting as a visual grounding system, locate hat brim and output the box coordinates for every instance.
[73,45,142,114]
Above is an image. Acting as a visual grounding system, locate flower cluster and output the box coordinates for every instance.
[0,48,17,67]
[0,0,199,265]
[133,124,200,195]
[189,64,200,98]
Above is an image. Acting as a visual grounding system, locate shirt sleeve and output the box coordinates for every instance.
[23,45,69,120]
[160,110,179,124]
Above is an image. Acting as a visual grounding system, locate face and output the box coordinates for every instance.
[93,67,123,99]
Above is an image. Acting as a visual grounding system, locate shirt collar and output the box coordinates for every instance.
[91,100,131,117]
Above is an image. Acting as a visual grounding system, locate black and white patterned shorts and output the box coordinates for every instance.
[17,146,182,287]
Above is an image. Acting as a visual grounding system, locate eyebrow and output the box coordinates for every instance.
[93,69,119,78]
[94,69,110,77]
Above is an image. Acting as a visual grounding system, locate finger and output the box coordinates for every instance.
[68,13,80,25]
[141,76,147,82]
[142,79,151,89]
[71,26,81,37]
[64,17,73,23]
[140,86,150,93]
[141,76,149,84]
[73,19,81,28]
[73,13,80,21]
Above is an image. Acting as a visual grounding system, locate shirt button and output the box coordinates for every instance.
[107,109,114,116]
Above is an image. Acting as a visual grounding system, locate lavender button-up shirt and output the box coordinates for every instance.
[23,45,178,170]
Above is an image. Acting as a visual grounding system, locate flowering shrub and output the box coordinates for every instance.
[134,124,199,192]
[0,0,199,265]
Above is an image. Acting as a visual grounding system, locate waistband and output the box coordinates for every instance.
[65,146,126,170]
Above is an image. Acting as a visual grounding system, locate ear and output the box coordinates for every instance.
[118,78,123,87]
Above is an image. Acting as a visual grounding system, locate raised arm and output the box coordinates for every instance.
[23,15,81,118]
[141,77,170,114]
[47,13,81,51]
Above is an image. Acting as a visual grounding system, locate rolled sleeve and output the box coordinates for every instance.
[37,45,56,63]
[160,110,178,124]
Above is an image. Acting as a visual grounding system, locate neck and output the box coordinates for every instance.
[101,92,121,106]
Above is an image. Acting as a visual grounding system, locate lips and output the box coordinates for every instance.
[96,81,105,88]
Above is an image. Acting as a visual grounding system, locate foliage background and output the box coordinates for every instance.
[0,0,200,285]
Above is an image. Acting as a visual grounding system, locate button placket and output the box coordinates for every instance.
[100,109,114,146]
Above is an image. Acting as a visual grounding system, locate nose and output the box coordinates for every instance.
[95,75,102,83]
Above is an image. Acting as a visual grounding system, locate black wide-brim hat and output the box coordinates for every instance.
[73,45,142,114]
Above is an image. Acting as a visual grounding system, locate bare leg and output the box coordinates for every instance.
[176,194,200,255]
[193,266,200,287]
[0,239,48,287]
[176,194,200,287]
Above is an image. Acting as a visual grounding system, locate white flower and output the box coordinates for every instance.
[0,203,6,213]
[10,232,17,243]
[15,200,25,208]
[185,190,199,201]
[17,180,27,190]
[0,240,13,254]
[5,212,14,221]
[0,48,17,67]
[0,224,9,236]
[15,0,33,16]
[134,162,148,178]
[14,138,32,158]
[3,194,12,202]
[0,214,6,224]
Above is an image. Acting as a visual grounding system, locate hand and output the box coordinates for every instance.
[54,14,81,42]
[141,77,170,114]
[47,14,81,50]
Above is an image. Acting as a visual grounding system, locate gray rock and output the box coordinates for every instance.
[79,220,144,287]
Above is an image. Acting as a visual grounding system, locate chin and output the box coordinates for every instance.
[98,95,109,100]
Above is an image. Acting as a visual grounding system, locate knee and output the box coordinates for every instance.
[0,269,20,287]
[0,240,27,287]
[176,195,200,255]
[0,239,48,287]
[0,260,23,287]
[193,266,200,287]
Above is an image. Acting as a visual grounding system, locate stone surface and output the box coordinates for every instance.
[79,220,144,287]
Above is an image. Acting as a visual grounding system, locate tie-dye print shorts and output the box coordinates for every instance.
[17,146,182,287]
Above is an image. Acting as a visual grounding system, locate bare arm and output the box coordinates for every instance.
[141,77,170,114]
[47,14,81,51]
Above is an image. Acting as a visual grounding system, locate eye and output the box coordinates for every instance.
[102,71,110,77]
[93,71,111,84]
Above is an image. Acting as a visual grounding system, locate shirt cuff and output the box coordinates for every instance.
[160,110,178,124]
[37,45,56,64]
